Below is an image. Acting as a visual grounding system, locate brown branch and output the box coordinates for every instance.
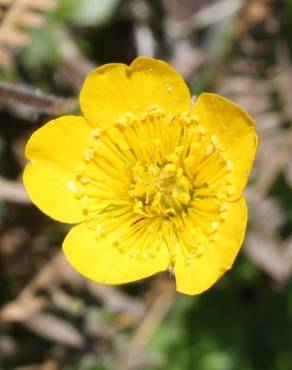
[0,82,78,116]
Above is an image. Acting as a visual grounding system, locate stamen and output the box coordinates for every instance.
[69,105,234,265]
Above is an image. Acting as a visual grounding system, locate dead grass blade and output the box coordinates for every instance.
[0,0,57,65]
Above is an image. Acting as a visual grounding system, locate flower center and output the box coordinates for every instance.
[129,161,192,218]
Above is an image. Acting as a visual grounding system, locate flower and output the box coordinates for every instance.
[23,57,257,295]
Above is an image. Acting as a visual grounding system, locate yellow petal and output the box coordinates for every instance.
[63,221,171,284]
[80,56,191,129]
[23,116,91,223]
[175,197,247,295]
[192,93,258,197]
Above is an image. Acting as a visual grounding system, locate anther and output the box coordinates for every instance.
[174,191,190,205]
[81,195,89,208]
[187,244,205,261]
[217,192,226,200]
[179,112,190,121]
[226,160,233,171]
[211,135,220,148]
[178,176,192,190]
[95,224,104,239]
[141,106,165,120]
[184,114,199,125]
[205,144,214,156]
[70,183,84,199]
[75,165,85,175]
[210,220,219,232]
[148,250,157,258]
[191,114,199,123]
[115,115,128,127]
[67,181,77,193]
[220,211,227,221]
[220,202,229,212]
[166,153,178,163]
[80,176,90,184]
[210,233,219,242]
[91,129,102,137]
[83,149,94,162]
[184,259,192,267]
[88,137,100,150]
[124,112,138,124]
[165,208,176,217]
[133,200,144,214]
[166,113,174,122]
[194,245,204,258]
[226,186,234,196]
[197,126,206,136]
[163,163,177,173]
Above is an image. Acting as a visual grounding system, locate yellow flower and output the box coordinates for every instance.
[23,57,257,295]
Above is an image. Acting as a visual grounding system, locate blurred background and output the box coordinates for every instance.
[0,0,292,369]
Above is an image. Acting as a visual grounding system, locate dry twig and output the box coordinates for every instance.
[166,0,244,38]
[246,190,292,284]
[0,82,77,117]
[57,27,95,92]
[0,252,146,325]
[120,284,175,370]
[0,176,29,204]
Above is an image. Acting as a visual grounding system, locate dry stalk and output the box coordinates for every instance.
[0,252,146,325]
[0,176,29,203]
[119,285,176,370]
[165,0,244,39]
[0,0,58,65]
[0,81,77,116]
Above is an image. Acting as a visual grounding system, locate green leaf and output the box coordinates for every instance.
[20,19,61,68]
[56,0,121,26]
